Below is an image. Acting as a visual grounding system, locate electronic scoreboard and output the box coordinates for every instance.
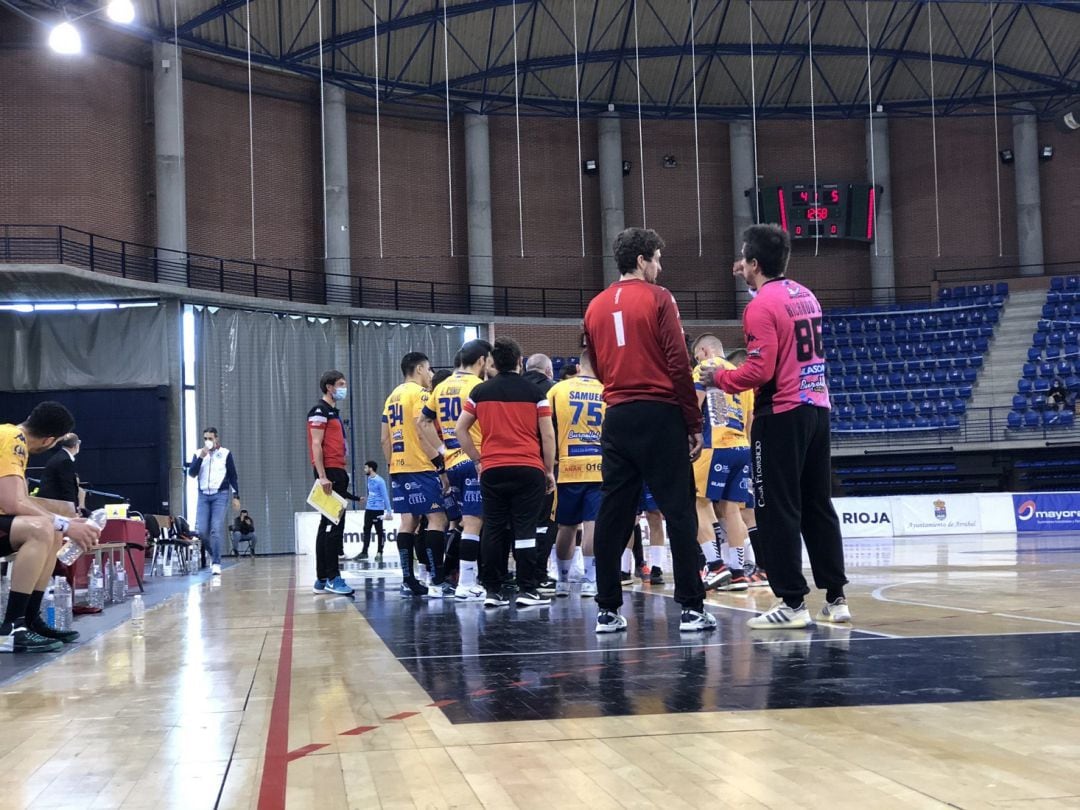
[753,182,880,243]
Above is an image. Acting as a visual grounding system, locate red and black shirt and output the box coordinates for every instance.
[463,372,551,473]
[307,400,347,470]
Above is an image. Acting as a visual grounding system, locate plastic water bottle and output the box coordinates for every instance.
[56,508,109,565]
[55,577,73,631]
[43,584,55,628]
[88,559,105,610]
[130,594,145,636]
[102,559,114,605]
[0,571,9,618]
[113,564,127,603]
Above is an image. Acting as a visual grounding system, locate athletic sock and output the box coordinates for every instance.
[723,544,743,572]
[583,555,596,582]
[712,521,727,560]
[396,532,416,579]
[620,549,632,572]
[424,529,446,584]
[2,591,31,629]
[648,543,665,568]
[459,533,480,562]
[746,527,761,568]
[25,590,45,625]
[557,558,572,582]
[459,561,477,588]
[700,539,721,565]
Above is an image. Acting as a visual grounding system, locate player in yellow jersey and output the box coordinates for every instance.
[691,334,754,592]
[548,349,605,598]
[381,351,448,597]
[419,339,493,601]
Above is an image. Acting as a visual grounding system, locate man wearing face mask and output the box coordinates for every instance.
[308,370,354,596]
[36,433,82,513]
[187,427,241,576]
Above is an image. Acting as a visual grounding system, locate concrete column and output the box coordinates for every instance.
[464,112,494,312]
[1012,108,1045,276]
[598,111,625,280]
[729,121,756,310]
[153,41,187,265]
[323,84,352,305]
[165,299,184,518]
[866,115,895,304]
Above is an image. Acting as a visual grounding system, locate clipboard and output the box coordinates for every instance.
[307,481,348,524]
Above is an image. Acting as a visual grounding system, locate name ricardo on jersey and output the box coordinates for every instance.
[783,300,821,318]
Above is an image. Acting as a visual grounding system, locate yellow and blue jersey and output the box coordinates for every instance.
[693,358,753,449]
[382,381,436,473]
[548,374,605,484]
[425,370,483,469]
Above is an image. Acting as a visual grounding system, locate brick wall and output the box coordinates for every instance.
[1038,121,1080,266]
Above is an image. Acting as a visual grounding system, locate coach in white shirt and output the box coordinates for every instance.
[187,427,241,575]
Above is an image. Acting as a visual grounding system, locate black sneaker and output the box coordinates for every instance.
[649,566,665,585]
[536,578,557,595]
[29,619,79,644]
[515,591,551,607]
[400,577,429,597]
[0,623,63,653]
[620,571,634,586]
[357,551,369,561]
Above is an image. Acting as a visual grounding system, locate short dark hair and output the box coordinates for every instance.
[401,352,429,377]
[742,224,790,278]
[240,509,249,515]
[452,349,463,368]
[24,402,74,439]
[365,460,378,472]
[320,370,345,394]
[459,339,493,369]
[431,369,453,389]
[613,227,665,274]
[203,427,219,437]
[491,336,523,373]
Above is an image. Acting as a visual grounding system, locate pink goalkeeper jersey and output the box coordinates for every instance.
[713,276,830,416]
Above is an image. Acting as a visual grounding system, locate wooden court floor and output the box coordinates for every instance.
[1,533,1080,809]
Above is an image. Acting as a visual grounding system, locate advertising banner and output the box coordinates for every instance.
[1013,492,1080,533]
[895,494,981,536]
[833,497,894,538]
[294,510,400,559]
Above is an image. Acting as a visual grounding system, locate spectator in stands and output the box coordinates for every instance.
[231,510,256,556]
[187,427,241,577]
[1,402,99,652]
[36,433,81,512]
[1048,378,1069,412]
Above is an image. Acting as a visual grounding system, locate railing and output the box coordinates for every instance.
[831,404,1077,449]
[0,224,931,319]
[934,258,1080,286]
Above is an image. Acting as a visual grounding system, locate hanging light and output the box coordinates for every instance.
[49,21,82,54]
[106,0,136,24]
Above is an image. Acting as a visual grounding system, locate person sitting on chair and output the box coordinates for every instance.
[231,510,256,557]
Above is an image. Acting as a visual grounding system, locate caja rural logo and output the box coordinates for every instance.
[1016,499,1037,521]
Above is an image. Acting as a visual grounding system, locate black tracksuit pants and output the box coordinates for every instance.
[362,509,385,551]
[479,466,546,593]
[593,401,705,612]
[750,405,847,606]
[313,467,349,581]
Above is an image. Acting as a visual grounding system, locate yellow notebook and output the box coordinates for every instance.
[306,482,348,524]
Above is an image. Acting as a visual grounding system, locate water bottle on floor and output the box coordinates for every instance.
[88,559,105,610]
[43,584,55,628]
[56,508,109,565]
[114,564,127,603]
[130,594,145,636]
[55,576,73,631]
[102,559,114,605]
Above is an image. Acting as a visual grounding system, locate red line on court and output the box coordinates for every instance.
[256,575,297,810]
[340,725,379,736]
[385,711,419,720]
[286,743,329,762]
[427,700,458,708]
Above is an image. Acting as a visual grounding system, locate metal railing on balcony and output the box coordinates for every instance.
[1,224,931,319]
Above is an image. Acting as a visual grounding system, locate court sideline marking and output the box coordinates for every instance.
[256,572,297,810]
[871,581,1080,627]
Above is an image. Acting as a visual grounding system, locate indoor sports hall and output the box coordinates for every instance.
[2,0,1080,807]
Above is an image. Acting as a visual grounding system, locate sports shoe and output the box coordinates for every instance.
[747,602,813,629]
[312,579,327,594]
[595,609,627,633]
[817,597,852,624]
[374,552,384,563]
[536,578,558,595]
[649,566,665,585]
[620,571,634,586]
[703,563,733,591]
[357,551,369,561]
[211,563,222,576]
[429,582,456,599]
[718,573,750,592]
[580,580,598,598]
[748,566,770,588]
[483,591,509,607]
[637,564,651,582]
[29,619,79,644]
[515,591,551,607]
[555,581,572,598]
[325,576,354,595]
[679,608,718,632]
[454,584,485,601]
[0,623,63,653]
[400,578,429,597]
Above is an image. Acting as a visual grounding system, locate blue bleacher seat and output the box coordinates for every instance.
[1008,411,1023,429]
[1018,378,1033,394]
[1034,378,1050,393]
[1051,277,1064,291]
[1024,410,1041,428]
[1013,394,1028,409]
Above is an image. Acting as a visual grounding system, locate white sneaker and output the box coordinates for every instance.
[211,564,222,576]
[555,581,571,598]
[703,564,732,590]
[747,602,814,629]
[679,608,718,632]
[817,597,852,624]
[454,584,485,601]
[595,609,627,633]
[580,580,598,598]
